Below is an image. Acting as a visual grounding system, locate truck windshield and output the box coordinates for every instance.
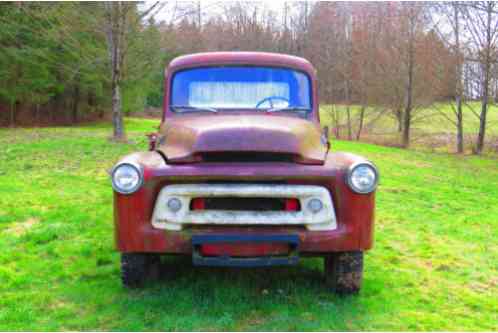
[170,66,311,111]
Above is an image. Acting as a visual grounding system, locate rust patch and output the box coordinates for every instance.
[157,114,327,164]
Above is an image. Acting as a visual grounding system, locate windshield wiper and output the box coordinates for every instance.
[170,105,218,113]
[266,106,311,113]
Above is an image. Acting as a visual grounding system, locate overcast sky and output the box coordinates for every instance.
[142,1,289,24]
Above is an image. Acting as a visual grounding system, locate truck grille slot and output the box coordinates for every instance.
[190,197,300,211]
[199,152,295,163]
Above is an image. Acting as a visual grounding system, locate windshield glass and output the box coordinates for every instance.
[170,66,311,110]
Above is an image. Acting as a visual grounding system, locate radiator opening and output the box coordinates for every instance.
[190,197,300,212]
[198,152,296,163]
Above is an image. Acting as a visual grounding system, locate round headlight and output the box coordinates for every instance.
[347,162,379,194]
[111,163,143,194]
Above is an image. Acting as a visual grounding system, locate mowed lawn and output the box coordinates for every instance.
[0,118,497,331]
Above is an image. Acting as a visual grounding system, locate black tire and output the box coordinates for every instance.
[324,251,363,295]
[121,253,159,288]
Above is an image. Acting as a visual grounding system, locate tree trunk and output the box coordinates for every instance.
[402,8,415,149]
[72,84,80,124]
[344,77,352,140]
[9,101,15,128]
[52,94,61,124]
[50,97,55,124]
[334,112,340,139]
[105,2,126,141]
[35,104,40,125]
[356,106,366,140]
[344,5,353,141]
[494,79,498,103]
[329,104,340,139]
[403,86,413,148]
[346,106,352,140]
[456,96,464,153]
[112,80,124,139]
[88,91,94,107]
[396,109,403,132]
[197,1,201,28]
[65,98,71,125]
[475,3,492,155]
[476,89,488,154]
[454,3,464,154]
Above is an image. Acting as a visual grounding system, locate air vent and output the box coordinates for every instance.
[199,152,295,163]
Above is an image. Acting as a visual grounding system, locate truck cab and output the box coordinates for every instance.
[111,52,378,295]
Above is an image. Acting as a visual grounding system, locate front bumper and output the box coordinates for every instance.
[113,154,376,255]
[114,222,371,256]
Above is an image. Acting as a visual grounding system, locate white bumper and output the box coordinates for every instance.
[151,184,337,231]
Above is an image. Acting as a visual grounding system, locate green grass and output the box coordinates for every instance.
[320,102,498,153]
[0,118,497,331]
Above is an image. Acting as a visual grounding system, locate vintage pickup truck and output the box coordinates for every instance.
[111,52,378,295]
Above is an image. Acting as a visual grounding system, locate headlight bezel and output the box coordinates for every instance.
[346,161,379,194]
[111,162,144,194]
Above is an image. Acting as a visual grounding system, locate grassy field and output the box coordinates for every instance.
[0,118,497,331]
[320,102,498,153]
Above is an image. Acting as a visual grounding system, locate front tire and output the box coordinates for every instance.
[324,251,363,295]
[121,253,159,288]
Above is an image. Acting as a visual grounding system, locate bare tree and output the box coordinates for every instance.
[350,2,386,140]
[103,1,163,141]
[461,1,498,154]
[401,3,419,148]
[430,2,467,153]
[448,2,465,153]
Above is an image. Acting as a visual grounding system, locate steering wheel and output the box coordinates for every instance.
[255,96,290,109]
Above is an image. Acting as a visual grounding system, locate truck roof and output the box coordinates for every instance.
[167,52,316,76]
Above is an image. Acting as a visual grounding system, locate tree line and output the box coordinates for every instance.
[0,2,167,133]
[0,2,497,154]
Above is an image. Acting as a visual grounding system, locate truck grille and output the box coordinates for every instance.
[151,184,336,231]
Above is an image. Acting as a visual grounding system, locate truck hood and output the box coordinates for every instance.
[157,114,328,164]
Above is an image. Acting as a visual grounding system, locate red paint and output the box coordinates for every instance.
[156,114,327,165]
[113,153,375,254]
[113,52,376,258]
[200,243,290,257]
